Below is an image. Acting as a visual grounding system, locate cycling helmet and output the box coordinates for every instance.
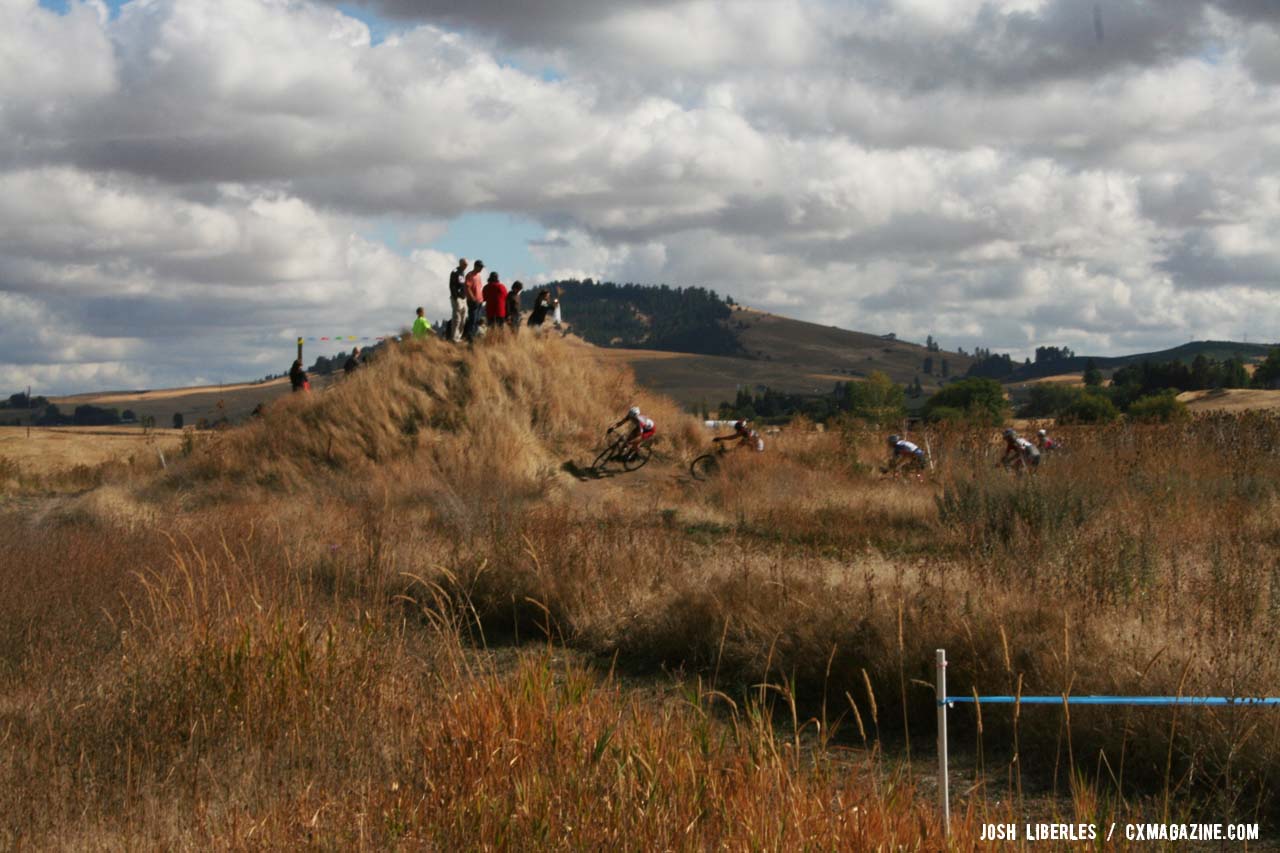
[1037,429,1047,437]
[1003,428,1016,438]
[734,420,745,430]
[888,434,900,445]
[627,406,640,417]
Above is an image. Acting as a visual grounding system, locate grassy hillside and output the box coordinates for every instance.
[548,281,973,407]
[599,307,974,408]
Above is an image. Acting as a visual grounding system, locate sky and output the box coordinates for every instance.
[4,0,1280,393]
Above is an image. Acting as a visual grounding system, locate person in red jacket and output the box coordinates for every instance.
[482,272,508,331]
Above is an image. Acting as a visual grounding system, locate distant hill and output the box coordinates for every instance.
[1003,340,1276,382]
[549,281,973,407]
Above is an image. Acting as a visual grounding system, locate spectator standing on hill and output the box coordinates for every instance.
[506,281,524,333]
[412,307,431,340]
[448,258,468,343]
[344,347,361,374]
[528,289,552,329]
[289,359,308,393]
[552,287,563,329]
[464,260,485,340]
[482,272,508,330]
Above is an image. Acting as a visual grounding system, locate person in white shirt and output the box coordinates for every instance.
[609,406,656,452]
[1000,428,1041,472]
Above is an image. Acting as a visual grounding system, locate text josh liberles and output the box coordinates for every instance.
[980,822,1260,843]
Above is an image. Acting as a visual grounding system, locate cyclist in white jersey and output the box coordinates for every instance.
[886,434,927,472]
[610,406,656,451]
[1000,428,1041,472]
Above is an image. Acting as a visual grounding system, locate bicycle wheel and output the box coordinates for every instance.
[592,439,622,473]
[689,453,719,481]
[623,441,653,472]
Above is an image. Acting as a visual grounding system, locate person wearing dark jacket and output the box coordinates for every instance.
[505,281,524,333]
[448,258,467,342]
[289,359,308,392]
[528,289,551,329]
[344,347,361,374]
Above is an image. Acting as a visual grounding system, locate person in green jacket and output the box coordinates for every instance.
[412,307,431,340]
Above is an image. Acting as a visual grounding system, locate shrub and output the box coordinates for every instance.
[1058,391,1118,424]
[1017,382,1084,417]
[924,377,1007,425]
[72,405,121,426]
[1127,391,1189,423]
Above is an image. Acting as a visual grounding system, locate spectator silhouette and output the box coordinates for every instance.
[464,260,485,340]
[289,359,308,393]
[448,257,467,343]
[482,272,508,331]
[528,289,551,329]
[506,281,524,333]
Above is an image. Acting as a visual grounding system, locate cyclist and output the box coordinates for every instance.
[886,434,927,472]
[609,406,656,452]
[1035,428,1060,452]
[713,419,765,452]
[1000,428,1040,472]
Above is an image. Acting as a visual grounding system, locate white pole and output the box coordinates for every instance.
[937,648,950,836]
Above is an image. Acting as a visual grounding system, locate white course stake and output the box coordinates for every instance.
[936,648,950,836]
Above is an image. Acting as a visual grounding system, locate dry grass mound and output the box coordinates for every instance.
[165,333,702,498]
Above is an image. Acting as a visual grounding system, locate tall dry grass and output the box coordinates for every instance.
[6,333,1280,844]
[0,501,972,849]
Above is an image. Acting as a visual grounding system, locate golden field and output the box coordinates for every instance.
[3,333,1280,849]
[0,426,183,482]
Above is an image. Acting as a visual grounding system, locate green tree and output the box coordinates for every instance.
[845,371,906,425]
[1222,356,1249,389]
[1254,348,1280,388]
[924,377,1008,425]
[1083,358,1103,387]
[1018,382,1085,417]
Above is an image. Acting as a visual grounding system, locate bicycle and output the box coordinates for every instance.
[591,427,654,475]
[689,444,729,480]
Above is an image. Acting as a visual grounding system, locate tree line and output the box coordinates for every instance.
[550,280,743,356]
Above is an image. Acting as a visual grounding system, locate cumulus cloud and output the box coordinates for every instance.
[3,0,1280,392]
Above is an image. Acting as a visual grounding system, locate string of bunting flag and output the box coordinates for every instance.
[296,335,402,343]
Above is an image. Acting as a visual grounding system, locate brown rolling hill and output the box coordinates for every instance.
[598,306,972,408]
[1177,388,1280,413]
[11,308,972,421]
[42,376,325,427]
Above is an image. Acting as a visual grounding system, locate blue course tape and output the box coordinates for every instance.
[942,696,1280,707]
